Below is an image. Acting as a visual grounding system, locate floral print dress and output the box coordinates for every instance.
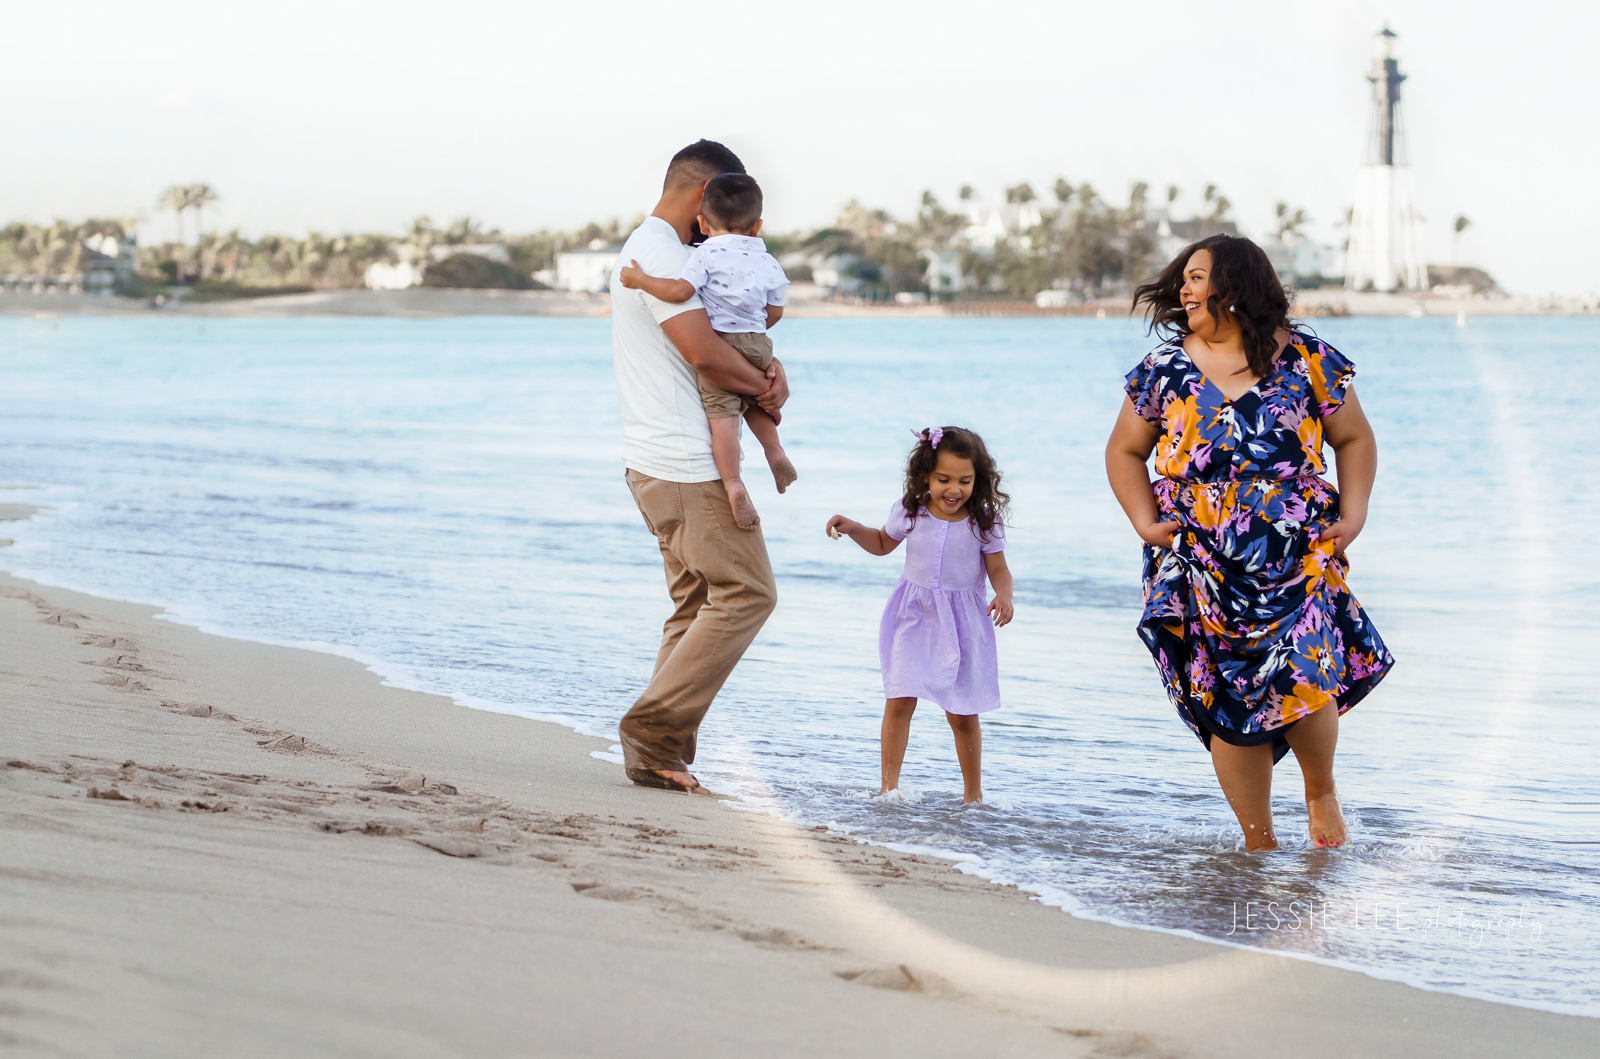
[1124,333,1394,762]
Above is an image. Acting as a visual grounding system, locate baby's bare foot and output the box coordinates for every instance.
[726,481,760,530]
[1307,790,1347,848]
[768,452,797,494]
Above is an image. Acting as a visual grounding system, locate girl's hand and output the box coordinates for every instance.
[618,259,645,289]
[987,595,1014,627]
[1320,517,1364,556]
[1138,520,1180,548]
[825,515,856,540]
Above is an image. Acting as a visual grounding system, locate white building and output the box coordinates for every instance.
[808,253,865,294]
[961,202,1045,250]
[364,260,422,290]
[431,244,509,264]
[1346,28,1425,292]
[364,243,515,290]
[554,246,621,292]
[921,249,963,294]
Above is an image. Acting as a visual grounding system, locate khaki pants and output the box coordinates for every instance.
[699,331,774,420]
[620,469,777,772]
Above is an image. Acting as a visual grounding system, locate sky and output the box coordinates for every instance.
[6,0,1597,293]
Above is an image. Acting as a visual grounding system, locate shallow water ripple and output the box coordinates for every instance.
[1,313,1595,1013]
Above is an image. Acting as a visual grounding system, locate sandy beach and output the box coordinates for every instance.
[3,540,1596,1057]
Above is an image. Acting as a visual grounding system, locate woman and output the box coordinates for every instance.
[1105,235,1394,851]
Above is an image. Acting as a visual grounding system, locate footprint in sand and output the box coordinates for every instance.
[737,926,804,947]
[94,673,151,691]
[412,834,495,858]
[835,964,953,994]
[85,654,146,672]
[81,635,139,651]
[571,882,640,901]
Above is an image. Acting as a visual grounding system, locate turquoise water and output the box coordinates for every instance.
[2,313,1596,1013]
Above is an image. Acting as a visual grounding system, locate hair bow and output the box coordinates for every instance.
[912,426,944,449]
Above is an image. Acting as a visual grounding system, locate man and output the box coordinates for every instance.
[610,140,787,794]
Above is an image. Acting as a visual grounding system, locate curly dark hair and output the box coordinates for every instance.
[901,427,1010,543]
[1131,234,1295,380]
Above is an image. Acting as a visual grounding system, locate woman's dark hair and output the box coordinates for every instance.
[902,426,1010,542]
[1131,234,1294,379]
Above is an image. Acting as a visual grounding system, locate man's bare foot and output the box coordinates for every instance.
[1307,790,1347,848]
[726,480,760,530]
[657,769,715,796]
[627,766,715,795]
[768,452,797,493]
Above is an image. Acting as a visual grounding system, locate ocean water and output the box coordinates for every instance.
[2,312,1596,1014]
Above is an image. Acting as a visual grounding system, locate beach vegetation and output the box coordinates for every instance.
[4,178,1352,302]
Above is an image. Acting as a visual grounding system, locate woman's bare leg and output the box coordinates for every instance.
[945,712,983,803]
[1284,704,1346,847]
[1209,738,1278,850]
[708,416,758,529]
[880,697,917,794]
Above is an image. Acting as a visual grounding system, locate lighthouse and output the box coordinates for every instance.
[1345,27,1426,292]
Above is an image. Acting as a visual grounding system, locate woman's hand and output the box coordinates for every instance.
[987,595,1014,627]
[1320,516,1364,556]
[825,515,857,540]
[1138,520,1181,548]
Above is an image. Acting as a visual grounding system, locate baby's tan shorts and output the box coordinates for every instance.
[700,330,774,420]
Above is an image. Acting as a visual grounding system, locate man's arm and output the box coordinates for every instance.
[659,309,771,395]
[619,259,695,303]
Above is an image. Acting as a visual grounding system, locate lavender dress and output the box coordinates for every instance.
[879,501,1005,715]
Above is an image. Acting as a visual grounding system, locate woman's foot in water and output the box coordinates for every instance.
[1241,821,1279,852]
[1306,790,1347,848]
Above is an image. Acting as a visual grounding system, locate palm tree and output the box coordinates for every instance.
[1208,192,1231,226]
[160,185,188,248]
[186,184,218,247]
[1274,202,1309,241]
[1053,178,1073,204]
[1452,214,1472,262]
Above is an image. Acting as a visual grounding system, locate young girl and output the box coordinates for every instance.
[826,427,1014,804]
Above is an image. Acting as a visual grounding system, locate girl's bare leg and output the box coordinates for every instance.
[709,415,758,530]
[743,406,796,492]
[1209,738,1278,850]
[880,697,917,793]
[1284,704,1346,847]
[945,712,983,803]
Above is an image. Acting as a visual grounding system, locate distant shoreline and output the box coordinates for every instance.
[1,288,1592,319]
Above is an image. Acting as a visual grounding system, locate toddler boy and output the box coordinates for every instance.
[619,173,793,530]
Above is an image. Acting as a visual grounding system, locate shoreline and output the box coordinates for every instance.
[8,504,1592,1023]
[11,542,1589,1021]
[3,288,1594,319]
[3,507,1597,1054]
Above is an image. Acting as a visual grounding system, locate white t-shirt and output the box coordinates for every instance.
[610,216,719,483]
[679,234,790,334]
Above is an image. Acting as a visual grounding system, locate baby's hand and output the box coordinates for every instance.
[987,595,1014,627]
[618,260,646,289]
[825,515,853,540]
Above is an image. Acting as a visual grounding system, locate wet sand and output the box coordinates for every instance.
[2,566,1596,1057]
